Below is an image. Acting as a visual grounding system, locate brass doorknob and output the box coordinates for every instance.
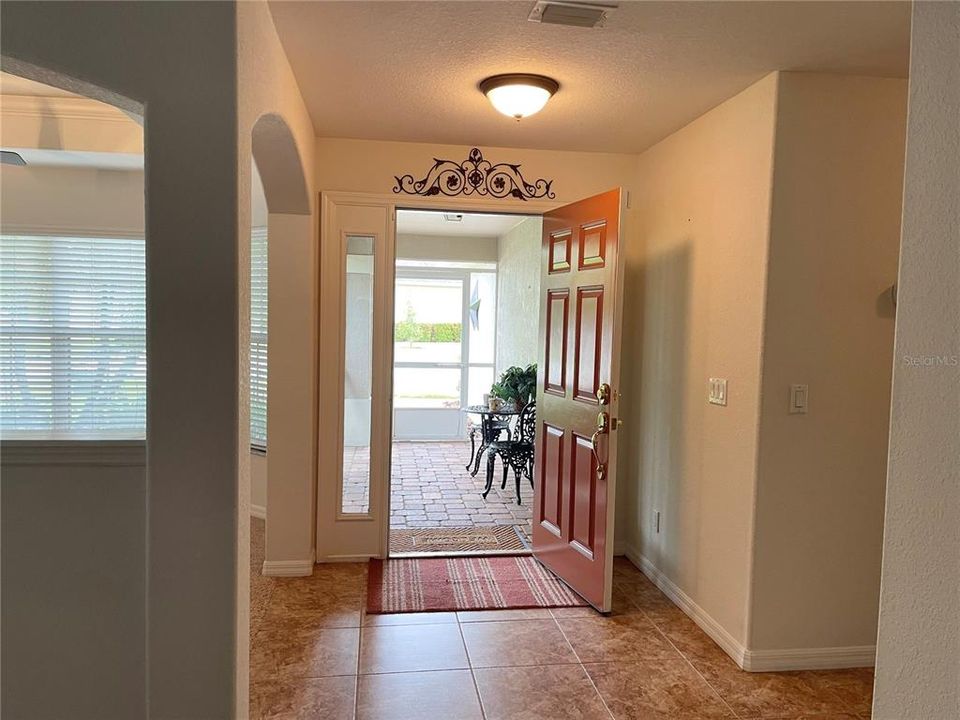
[596,383,611,405]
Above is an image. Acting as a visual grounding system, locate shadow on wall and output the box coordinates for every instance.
[630,243,692,574]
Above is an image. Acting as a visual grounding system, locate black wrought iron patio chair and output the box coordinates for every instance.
[482,401,536,505]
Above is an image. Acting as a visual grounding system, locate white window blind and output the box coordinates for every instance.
[250,227,268,448]
[0,234,146,438]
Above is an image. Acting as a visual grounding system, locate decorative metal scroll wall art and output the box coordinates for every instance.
[393,147,555,201]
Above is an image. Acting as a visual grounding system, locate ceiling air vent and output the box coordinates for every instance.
[528,1,617,28]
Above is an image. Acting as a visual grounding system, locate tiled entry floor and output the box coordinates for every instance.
[249,519,875,719]
[389,441,533,551]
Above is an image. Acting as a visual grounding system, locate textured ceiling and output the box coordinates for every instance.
[269,1,910,154]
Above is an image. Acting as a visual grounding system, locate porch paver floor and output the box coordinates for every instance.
[343,441,533,550]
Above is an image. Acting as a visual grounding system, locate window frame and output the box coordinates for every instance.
[393,264,497,423]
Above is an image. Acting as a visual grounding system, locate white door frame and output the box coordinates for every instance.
[317,191,560,562]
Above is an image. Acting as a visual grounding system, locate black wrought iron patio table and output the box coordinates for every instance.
[463,405,520,477]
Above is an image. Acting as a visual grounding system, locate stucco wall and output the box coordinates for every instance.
[495,216,542,374]
[397,233,498,263]
[873,3,960,717]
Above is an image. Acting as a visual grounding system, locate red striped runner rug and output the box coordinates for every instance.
[366,556,588,614]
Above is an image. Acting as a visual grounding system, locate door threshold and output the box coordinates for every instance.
[389,548,533,559]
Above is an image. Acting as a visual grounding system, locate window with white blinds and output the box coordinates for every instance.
[250,226,268,448]
[0,234,146,438]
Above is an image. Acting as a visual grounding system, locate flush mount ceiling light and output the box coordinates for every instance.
[479,74,559,120]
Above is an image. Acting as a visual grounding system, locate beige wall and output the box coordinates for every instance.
[1,0,318,715]
[623,73,779,648]
[316,137,636,203]
[251,450,268,513]
[874,3,960,717]
[750,73,907,652]
[396,233,498,263]
[2,1,242,716]
[622,70,909,666]
[496,216,542,374]
[1,446,146,719]
[0,92,143,153]
[1,165,143,234]
[238,0,317,606]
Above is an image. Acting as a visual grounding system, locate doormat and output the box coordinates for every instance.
[389,525,527,554]
[366,555,589,614]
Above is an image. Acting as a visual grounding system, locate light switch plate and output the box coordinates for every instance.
[708,377,728,406]
[790,384,809,414]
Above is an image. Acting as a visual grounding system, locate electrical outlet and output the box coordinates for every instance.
[708,377,728,406]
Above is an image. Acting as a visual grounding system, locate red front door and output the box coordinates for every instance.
[532,188,624,611]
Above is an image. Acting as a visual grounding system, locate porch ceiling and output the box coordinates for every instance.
[269,1,909,154]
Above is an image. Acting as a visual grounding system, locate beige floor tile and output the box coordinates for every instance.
[356,669,483,720]
[551,604,602,619]
[362,610,458,626]
[457,608,554,623]
[250,675,356,720]
[250,627,359,682]
[263,587,363,629]
[475,664,612,720]
[558,615,681,664]
[461,618,578,668]
[585,659,735,720]
[806,668,874,716]
[695,668,856,718]
[359,622,468,674]
[761,714,864,720]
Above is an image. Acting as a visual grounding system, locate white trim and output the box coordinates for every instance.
[742,645,876,672]
[624,547,876,672]
[250,504,267,520]
[1,224,145,240]
[317,553,378,563]
[626,546,748,668]
[0,439,146,466]
[261,552,315,577]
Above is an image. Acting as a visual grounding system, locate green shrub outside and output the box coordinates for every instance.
[394,322,462,343]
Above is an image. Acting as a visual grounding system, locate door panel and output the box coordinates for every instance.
[539,423,565,534]
[545,289,569,395]
[533,188,623,611]
[569,433,597,557]
[573,286,604,403]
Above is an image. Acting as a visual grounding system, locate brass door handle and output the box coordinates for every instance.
[592,411,609,481]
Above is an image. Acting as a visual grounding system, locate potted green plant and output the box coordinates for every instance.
[490,364,537,410]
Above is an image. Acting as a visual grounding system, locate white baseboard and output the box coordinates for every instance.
[262,552,315,577]
[625,545,748,668]
[742,645,876,672]
[317,554,376,563]
[623,546,874,672]
[250,504,266,520]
